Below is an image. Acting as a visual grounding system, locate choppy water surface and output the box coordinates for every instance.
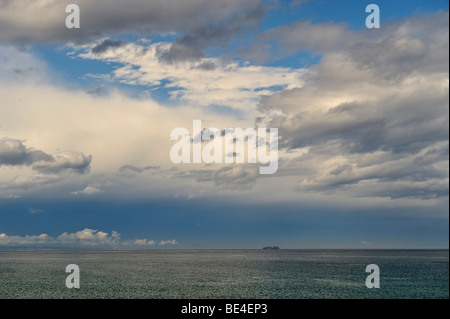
[0,249,447,299]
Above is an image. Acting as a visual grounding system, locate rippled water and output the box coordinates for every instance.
[0,250,448,299]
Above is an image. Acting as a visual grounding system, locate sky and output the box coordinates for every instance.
[0,0,448,249]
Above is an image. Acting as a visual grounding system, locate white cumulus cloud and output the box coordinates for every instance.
[0,228,177,249]
[71,186,102,196]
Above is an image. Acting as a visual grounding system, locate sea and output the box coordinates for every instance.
[0,249,448,299]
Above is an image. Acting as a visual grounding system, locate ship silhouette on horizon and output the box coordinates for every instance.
[262,246,280,250]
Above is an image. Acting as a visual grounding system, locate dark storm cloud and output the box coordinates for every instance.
[0,0,264,46]
[0,138,92,174]
[0,138,52,166]
[157,42,205,64]
[155,1,264,64]
[92,39,125,54]
[276,92,448,155]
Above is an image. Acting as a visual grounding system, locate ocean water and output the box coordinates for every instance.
[0,249,447,299]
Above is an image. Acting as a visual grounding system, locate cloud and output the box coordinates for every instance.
[0,233,51,245]
[33,152,92,174]
[0,7,447,207]
[157,42,205,64]
[156,1,264,63]
[123,238,177,246]
[0,45,48,83]
[71,186,101,196]
[256,12,449,199]
[1,174,60,192]
[91,39,125,54]
[193,61,217,71]
[349,13,449,80]
[0,0,264,46]
[0,138,92,174]
[0,138,52,166]
[28,207,44,214]
[182,165,260,189]
[119,165,160,174]
[129,239,156,246]
[0,75,242,198]
[73,41,306,112]
[239,20,357,63]
[13,67,34,76]
[0,194,20,199]
[262,20,355,56]
[86,86,106,95]
[57,228,120,246]
[0,228,177,248]
[158,239,177,245]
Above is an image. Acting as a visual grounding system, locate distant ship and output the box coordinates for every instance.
[262,246,279,250]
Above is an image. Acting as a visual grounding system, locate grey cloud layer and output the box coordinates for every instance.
[0,138,92,174]
[0,138,52,165]
[176,165,259,189]
[257,12,449,199]
[92,39,125,54]
[0,0,263,45]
